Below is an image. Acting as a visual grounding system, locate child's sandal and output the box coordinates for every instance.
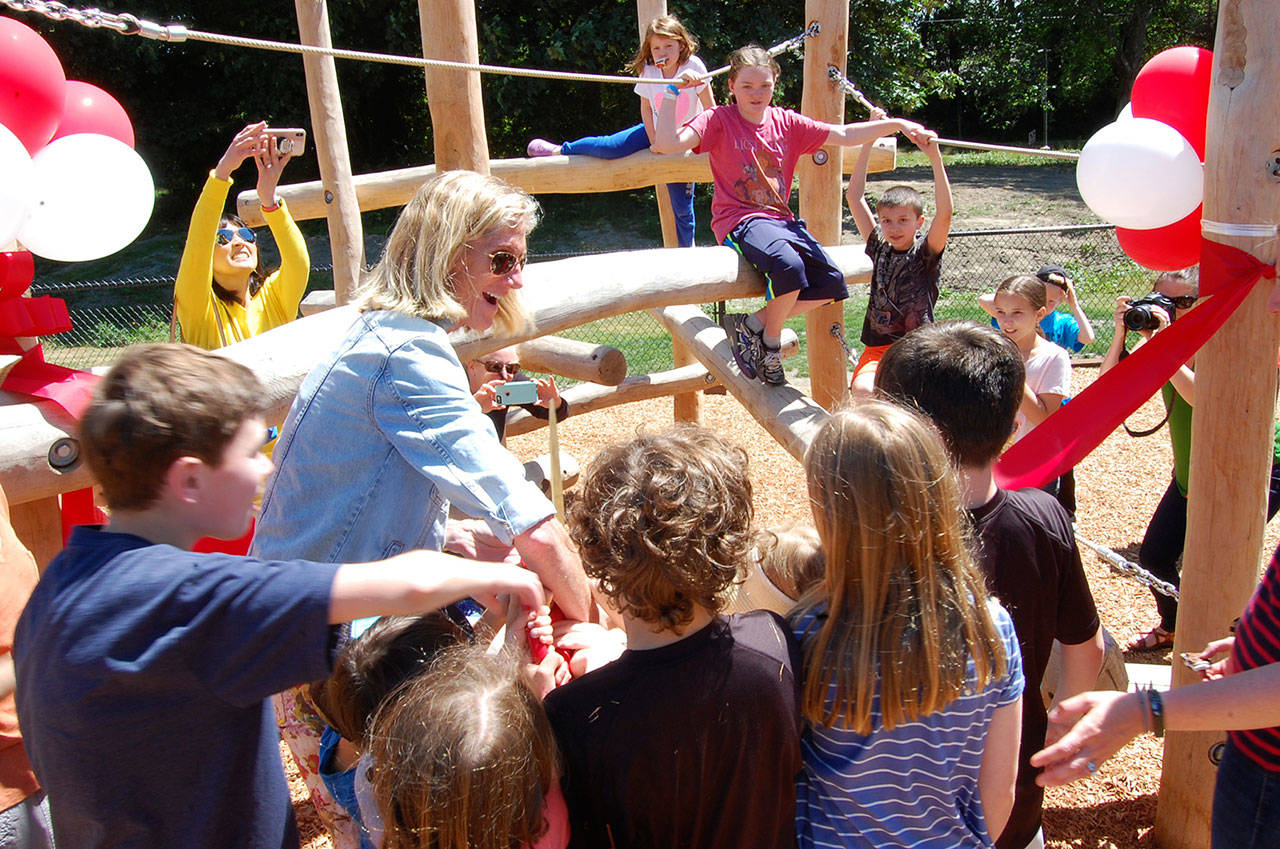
[1125,625,1174,652]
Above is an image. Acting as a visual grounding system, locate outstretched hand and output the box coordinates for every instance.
[214,122,267,182]
[1031,690,1146,786]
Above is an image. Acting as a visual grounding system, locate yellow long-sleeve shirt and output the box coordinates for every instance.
[174,172,309,350]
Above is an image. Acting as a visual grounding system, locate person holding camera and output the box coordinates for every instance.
[174,122,309,350]
[465,346,568,445]
[1100,268,1280,652]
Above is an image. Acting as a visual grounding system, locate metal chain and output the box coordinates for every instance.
[1075,528,1181,601]
[828,322,858,364]
[1,0,816,87]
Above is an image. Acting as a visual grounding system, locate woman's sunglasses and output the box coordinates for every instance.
[215,227,257,246]
[481,360,521,378]
[489,250,527,276]
[1168,294,1198,309]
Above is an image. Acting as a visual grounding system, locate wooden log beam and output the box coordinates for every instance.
[505,328,800,437]
[516,336,627,386]
[649,304,829,462]
[799,0,851,410]
[235,142,896,226]
[0,246,868,506]
[294,0,365,304]
[418,0,489,173]
[505,364,716,437]
[1155,1,1280,846]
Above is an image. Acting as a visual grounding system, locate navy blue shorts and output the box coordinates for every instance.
[724,217,848,304]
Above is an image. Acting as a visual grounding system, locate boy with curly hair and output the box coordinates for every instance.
[545,426,803,849]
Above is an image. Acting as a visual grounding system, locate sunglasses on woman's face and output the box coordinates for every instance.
[482,360,521,378]
[489,250,527,276]
[1168,294,1198,309]
[216,227,257,246]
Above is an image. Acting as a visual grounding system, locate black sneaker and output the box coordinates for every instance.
[758,344,786,386]
[722,312,763,380]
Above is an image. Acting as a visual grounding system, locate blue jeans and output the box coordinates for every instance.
[1212,738,1280,849]
[561,123,696,247]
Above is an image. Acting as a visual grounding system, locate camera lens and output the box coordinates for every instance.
[1123,305,1159,332]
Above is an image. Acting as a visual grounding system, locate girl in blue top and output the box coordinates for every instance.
[793,401,1024,849]
[526,15,713,246]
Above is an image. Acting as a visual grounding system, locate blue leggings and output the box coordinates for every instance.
[560,123,695,247]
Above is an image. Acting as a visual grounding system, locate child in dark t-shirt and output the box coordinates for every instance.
[847,134,953,396]
[875,322,1103,849]
[544,426,802,849]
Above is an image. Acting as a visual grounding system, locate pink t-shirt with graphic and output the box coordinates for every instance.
[686,104,831,244]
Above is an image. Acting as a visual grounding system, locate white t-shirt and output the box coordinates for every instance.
[634,56,709,126]
[1012,340,1072,443]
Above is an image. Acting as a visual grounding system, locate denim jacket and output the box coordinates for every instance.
[251,310,553,565]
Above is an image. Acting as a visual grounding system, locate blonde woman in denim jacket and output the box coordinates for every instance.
[251,171,592,848]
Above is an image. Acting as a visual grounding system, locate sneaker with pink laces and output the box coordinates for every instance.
[527,138,562,157]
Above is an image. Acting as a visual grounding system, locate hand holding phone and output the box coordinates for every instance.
[265,128,307,157]
[496,380,538,407]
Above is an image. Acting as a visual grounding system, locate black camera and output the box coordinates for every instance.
[1124,293,1179,332]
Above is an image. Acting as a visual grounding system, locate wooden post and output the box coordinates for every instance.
[294,0,365,304]
[419,0,490,173]
[635,0,700,423]
[9,495,61,570]
[1156,2,1280,846]
[798,0,850,410]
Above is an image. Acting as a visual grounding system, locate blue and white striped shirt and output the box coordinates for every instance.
[794,600,1024,849]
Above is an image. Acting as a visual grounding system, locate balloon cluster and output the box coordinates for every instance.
[1076,47,1212,271]
[0,16,154,262]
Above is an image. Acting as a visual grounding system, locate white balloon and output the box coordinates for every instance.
[0,123,35,249]
[1076,118,1202,230]
[1117,101,1134,121]
[18,133,154,262]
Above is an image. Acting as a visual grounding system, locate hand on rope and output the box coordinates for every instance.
[826,64,1080,160]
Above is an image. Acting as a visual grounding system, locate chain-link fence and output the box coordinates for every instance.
[33,224,1156,375]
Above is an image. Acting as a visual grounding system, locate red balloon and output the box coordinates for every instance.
[0,16,67,154]
[0,249,34,299]
[1131,46,1212,160]
[52,81,134,147]
[1117,206,1202,271]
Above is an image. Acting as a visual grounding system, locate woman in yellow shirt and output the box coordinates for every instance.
[174,122,309,349]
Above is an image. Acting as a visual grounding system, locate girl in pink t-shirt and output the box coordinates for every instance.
[654,45,935,386]
[526,15,714,247]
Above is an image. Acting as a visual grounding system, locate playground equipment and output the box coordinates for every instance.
[0,1,1277,846]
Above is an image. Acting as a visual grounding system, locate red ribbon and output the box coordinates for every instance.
[995,239,1276,490]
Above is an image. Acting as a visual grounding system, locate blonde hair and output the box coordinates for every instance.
[797,400,1006,734]
[626,15,698,75]
[757,522,824,601]
[369,645,558,849]
[994,274,1047,312]
[355,170,539,335]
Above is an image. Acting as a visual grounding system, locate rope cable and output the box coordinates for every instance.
[0,0,816,86]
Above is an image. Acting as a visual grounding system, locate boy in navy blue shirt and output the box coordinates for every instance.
[13,344,543,849]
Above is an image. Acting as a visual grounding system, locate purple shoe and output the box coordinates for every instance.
[527,138,562,157]
[721,312,762,380]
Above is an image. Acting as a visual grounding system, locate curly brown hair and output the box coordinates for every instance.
[569,425,753,632]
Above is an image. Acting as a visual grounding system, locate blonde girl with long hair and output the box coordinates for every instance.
[793,400,1024,848]
[526,15,713,246]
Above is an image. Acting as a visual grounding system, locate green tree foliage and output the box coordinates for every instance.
[11,0,1213,228]
[916,0,1215,142]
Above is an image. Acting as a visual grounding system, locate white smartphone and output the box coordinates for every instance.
[266,128,306,157]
